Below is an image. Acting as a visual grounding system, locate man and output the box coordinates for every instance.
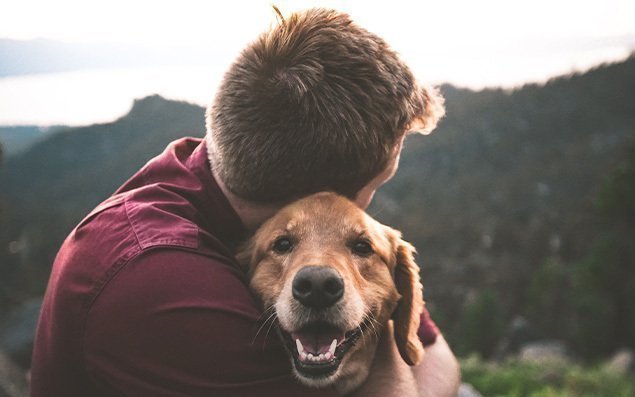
[31,8,459,397]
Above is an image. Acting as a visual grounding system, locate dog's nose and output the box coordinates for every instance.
[292,266,344,309]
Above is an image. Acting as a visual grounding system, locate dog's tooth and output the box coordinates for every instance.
[300,352,307,361]
[324,351,332,360]
[295,339,304,355]
[307,353,314,360]
[329,339,337,355]
[318,353,325,361]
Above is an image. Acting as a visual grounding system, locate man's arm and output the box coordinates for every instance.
[83,249,338,397]
[349,322,460,397]
[412,335,461,397]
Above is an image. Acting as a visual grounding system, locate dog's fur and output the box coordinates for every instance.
[239,192,425,394]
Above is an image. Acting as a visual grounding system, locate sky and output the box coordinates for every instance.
[0,0,634,125]
[3,1,633,45]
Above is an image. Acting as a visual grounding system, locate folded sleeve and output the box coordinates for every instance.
[83,249,337,397]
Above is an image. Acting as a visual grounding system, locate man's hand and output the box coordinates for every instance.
[348,321,460,397]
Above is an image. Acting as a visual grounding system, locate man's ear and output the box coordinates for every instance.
[392,236,425,366]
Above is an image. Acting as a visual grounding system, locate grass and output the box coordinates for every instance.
[460,356,635,397]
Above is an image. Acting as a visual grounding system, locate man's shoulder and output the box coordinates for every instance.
[67,136,243,270]
[72,185,205,257]
[84,248,265,367]
[93,248,255,317]
[81,249,300,395]
[55,188,224,311]
[122,187,200,251]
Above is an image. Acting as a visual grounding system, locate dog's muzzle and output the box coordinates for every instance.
[277,265,369,379]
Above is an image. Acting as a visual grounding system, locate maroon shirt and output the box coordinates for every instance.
[31,138,439,397]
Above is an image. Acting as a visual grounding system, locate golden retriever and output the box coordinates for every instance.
[239,192,425,394]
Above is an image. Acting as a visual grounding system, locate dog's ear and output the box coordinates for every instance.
[236,238,258,276]
[392,235,425,366]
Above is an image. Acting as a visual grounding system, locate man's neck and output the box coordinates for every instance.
[211,168,282,232]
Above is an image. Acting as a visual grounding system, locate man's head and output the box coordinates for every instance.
[206,8,444,204]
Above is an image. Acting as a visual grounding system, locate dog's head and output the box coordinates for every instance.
[239,192,424,391]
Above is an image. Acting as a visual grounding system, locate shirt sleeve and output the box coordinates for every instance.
[83,248,338,397]
[418,306,440,346]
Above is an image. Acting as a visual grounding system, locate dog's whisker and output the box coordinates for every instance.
[252,308,278,345]
[259,307,277,327]
[366,322,377,340]
[367,317,378,339]
[363,312,381,340]
[255,305,276,324]
[262,314,279,350]
[252,320,272,346]
[368,313,381,328]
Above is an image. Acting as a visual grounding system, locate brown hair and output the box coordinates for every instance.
[206,8,444,202]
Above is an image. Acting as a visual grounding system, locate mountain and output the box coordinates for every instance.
[0,95,205,310]
[0,126,64,157]
[370,56,635,355]
[1,95,203,211]
[1,57,634,362]
[376,55,634,286]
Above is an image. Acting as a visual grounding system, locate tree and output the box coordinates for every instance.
[457,289,504,358]
[571,142,635,357]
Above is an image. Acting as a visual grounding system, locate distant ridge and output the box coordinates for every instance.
[0,39,223,78]
[373,55,635,331]
[0,126,48,157]
[0,95,204,214]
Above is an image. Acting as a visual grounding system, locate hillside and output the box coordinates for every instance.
[371,57,635,355]
[0,126,65,157]
[375,56,634,290]
[1,57,634,363]
[0,95,205,308]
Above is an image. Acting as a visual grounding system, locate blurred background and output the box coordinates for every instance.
[0,1,634,395]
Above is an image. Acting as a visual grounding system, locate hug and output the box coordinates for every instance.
[31,8,459,397]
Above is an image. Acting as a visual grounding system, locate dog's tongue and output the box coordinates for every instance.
[291,325,345,354]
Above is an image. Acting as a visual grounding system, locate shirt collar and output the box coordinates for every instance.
[186,138,248,249]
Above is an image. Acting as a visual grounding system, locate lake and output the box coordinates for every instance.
[0,46,630,126]
[0,66,224,126]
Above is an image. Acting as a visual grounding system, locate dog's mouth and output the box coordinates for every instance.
[279,319,371,379]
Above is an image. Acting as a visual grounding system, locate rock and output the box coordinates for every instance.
[518,340,569,363]
[494,315,538,359]
[0,349,28,397]
[605,348,634,375]
[457,383,483,397]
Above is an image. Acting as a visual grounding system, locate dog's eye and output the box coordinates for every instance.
[273,237,294,254]
[352,240,373,256]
